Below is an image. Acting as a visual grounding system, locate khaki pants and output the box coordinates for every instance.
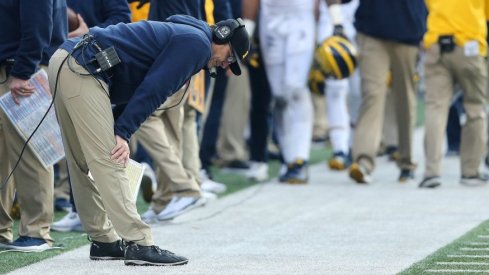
[353,33,418,172]
[424,45,487,177]
[49,49,153,245]
[383,89,398,148]
[217,67,250,162]
[182,103,201,184]
[0,65,54,244]
[134,93,201,213]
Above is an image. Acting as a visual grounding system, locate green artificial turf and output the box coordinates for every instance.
[399,220,489,275]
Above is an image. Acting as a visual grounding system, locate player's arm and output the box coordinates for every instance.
[324,0,345,37]
[242,0,259,37]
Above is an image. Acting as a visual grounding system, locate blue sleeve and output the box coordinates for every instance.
[99,0,131,27]
[11,0,53,79]
[114,35,210,141]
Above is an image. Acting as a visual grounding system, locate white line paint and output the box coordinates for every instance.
[425,270,489,273]
[478,235,489,238]
[466,242,489,245]
[460,247,489,251]
[448,255,489,258]
[436,262,489,266]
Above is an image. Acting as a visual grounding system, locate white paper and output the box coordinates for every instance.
[0,69,65,168]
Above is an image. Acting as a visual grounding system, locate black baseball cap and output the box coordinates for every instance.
[213,18,250,76]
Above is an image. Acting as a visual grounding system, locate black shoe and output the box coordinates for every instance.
[124,243,189,266]
[418,176,441,188]
[399,169,415,183]
[221,160,250,173]
[279,159,308,184]
[90,240,126,260]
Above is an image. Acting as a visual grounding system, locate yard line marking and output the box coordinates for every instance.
[448,255,489,258]
[436,262,489,266]
[460,247,489,251]
[425,270,489,273]
[478,235,489,239]
[466,242,489,245]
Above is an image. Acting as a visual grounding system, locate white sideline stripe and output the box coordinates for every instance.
[478,235,489,239]
[466,242,489,245]
[436,262,489,266]
[425,270,489,273]
[448,255,489,258]
[460,247,489,251]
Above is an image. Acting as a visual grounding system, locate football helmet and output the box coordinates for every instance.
[314,36,358,80]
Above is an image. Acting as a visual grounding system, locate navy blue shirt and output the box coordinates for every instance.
[67,0,131,28]
[0,0,53,79]
[211,0,233,21]
[355,0,427,45]
[60,15,212,141]
[229,0,241,18]
[42,0,68,66]
[149,0,203,21]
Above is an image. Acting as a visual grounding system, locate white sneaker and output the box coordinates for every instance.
[461,173,489,186]
[51,211,83,232]
[201,191,218,201]
[200,169,226,194]
[157,196,207,221]
[279,164,287,178]
[246,162,269,181]
[141,208,159,224]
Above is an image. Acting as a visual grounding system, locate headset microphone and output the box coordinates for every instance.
[209,67,217,78]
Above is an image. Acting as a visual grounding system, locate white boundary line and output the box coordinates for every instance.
[460,247,489,251]
[425,270,489,273]
[466,242,489,245]
[448,255,489,258]
[436,262,489,266]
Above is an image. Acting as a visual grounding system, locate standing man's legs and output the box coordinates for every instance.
[389,41,418,179]
[217,67,251,166]
[452,49,487,178]
[0,65,54,245]
[0,70,14,243]
[422,45,455,186]
[350,33,390,183]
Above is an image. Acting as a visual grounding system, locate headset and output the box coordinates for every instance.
[212,18,245,45]
[209,18,245,79]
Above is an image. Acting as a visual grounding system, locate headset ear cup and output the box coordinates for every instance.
[212,18,244,44]
[213,24,232,44]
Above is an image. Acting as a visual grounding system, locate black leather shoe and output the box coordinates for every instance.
[399,169,415,183]
[90,240,125,260]
[124,243,188,266]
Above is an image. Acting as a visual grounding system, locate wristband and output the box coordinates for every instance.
[328,4,343,26]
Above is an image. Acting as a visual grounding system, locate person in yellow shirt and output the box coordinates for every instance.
[128,0,150,22]
[420,0,489,188]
